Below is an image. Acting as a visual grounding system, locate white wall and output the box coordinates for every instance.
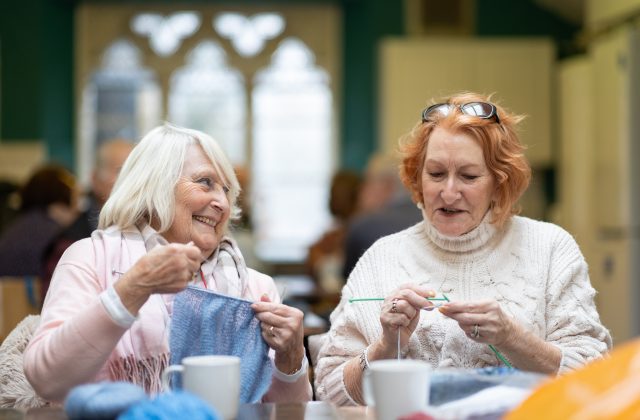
[557,24,640,343]
[587,0,640,30]
[378,38,554,168]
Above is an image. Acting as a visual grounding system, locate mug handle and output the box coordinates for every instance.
[161,365,184,391]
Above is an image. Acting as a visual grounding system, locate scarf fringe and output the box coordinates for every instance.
[108,352,169,395]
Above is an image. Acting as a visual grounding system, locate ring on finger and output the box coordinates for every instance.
[391,299,398,313]
[269,325,276,337]
[472,324,480,338]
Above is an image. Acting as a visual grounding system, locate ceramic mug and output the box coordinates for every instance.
[161,355,241,419]
[363,359,431,420]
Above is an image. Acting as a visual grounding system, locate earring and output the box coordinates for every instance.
[417,202,424,210]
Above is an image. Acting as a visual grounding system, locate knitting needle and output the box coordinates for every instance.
[489,345,513,368]
[349,294,513,368]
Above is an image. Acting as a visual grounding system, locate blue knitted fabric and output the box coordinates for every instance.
[64,381,148,420]
[169,286,273,403]
[118,391,219,420]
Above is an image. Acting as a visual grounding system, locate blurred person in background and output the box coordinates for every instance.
[307,169,362,294]
[231,165,269,274]
[0,180,19,235]
[0,164,78,277]
[342,153,422,278]
[40,139,133,302]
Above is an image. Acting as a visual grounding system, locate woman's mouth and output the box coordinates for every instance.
[438,207,464,215]
[193,215,218,228]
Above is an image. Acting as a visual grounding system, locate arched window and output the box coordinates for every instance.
[168,40,246,164]
[251,38,334,261]
[78,39,161,184]
[78,5,340,266]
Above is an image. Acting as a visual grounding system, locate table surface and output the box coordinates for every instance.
[0,402,371,420]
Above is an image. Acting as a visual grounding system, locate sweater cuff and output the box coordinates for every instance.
[272,355,309,383]
[99,285,137,328]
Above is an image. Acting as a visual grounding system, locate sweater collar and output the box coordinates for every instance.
[421,210,498,253]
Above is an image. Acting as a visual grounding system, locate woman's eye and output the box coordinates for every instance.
[197,178,212,187]
[429,172,444,178]
[462,174,479,181]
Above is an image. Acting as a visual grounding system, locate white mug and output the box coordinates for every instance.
[363,359,431,420]
[161,355,241,419]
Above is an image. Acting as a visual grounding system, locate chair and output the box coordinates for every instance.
[0,314,47,408]
[0,276,42,341]
[306,332,328,369]
[305,332,328,400]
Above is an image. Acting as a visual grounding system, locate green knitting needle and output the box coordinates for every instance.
[489,345,513,368]
[349,294,450,303]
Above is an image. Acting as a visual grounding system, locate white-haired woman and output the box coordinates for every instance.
[24,124,311,403]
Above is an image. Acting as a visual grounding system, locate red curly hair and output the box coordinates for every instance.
[399,92,531,228]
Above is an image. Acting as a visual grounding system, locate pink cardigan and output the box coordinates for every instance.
[23,226,311,403]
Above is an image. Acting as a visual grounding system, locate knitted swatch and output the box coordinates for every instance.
[170,286,273,403]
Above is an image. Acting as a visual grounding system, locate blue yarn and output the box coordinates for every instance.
[64,381,148,420]
[118,391,220,420]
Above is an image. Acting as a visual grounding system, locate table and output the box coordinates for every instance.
[0,402,371,420]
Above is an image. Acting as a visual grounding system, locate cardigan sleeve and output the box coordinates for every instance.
[23,238,128,402]
[544,228,612,373]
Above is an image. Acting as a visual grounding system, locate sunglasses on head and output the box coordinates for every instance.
[421,102,501,124]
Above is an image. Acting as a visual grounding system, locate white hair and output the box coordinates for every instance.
[99,123,241,234]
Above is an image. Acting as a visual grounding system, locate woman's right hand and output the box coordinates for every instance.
[372,284,436,358]
[114,242,202,314]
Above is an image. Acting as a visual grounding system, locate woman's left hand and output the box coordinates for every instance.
[439,300,516,346]
[251,295,305,375]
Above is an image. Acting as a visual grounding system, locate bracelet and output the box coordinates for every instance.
[359,346,370,371]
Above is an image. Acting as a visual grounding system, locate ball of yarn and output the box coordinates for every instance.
[118,391,220,420]
[64,381,148,420]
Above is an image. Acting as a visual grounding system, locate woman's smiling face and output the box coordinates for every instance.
[162,144,230,260]
[421,127,496,236]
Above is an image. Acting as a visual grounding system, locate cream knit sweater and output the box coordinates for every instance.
[314,214,612,406]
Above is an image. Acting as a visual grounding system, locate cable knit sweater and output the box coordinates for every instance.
[314,215,612,406]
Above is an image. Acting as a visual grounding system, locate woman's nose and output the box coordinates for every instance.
[209,188,229,212]
[441,177,461,203]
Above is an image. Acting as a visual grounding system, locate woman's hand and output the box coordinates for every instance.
[439,300,516,346]
[114,242,202,314]
[251,295,305,375]
[440,300,562,373]
[372,284,436,359]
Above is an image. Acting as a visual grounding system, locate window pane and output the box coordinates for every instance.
[168,40,247,164]
[79,39,161,185]
[252,38,333,262]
